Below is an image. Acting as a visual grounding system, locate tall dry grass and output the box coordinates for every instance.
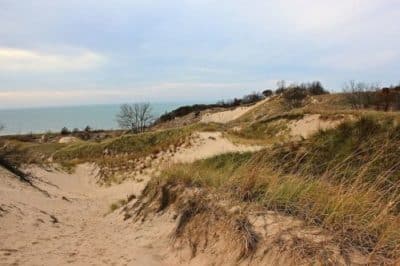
[160,116,400,261]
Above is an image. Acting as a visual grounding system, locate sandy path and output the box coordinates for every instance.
[0,132,261,266]
[0,164,163,266]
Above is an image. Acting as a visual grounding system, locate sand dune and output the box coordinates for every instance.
[0,132,261,265]
[200,98,270,124]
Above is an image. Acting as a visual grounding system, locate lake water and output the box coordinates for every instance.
[0,102,190,135]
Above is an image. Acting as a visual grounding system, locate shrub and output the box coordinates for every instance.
[158,104,218,122]
[275,81,328,96]
[276,80,286,94]
[262,89,273,97]
[241,92,264,104]
[60,127,70,135]
[306,81,328,95]
[342,81,400,111]
[282,87,308,108]
[275,88,286,94]
[342,81,380,109]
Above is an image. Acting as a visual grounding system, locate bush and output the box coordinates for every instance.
[342,81,379,109]
[306,81,328,95]
[60,127,70,135]
[275,81,328,96]
[158,104,218,122]
[342,81,400,111]
[241,92,264,104]
[262,89,273,97]
[282,87,308,108]
[275,88,285,94]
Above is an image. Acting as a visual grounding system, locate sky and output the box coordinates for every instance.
[0,0,399,108]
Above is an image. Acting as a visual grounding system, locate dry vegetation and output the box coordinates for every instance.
[148,115,400,263]
[123,180,261,261]
[0,126,197,182]
[3,88,400,264]
[0,140,65,166]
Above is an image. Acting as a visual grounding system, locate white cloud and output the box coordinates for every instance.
[0,48,106,72]
[321,50,399,71]
[275,0,365,32]
[0,80,278,108]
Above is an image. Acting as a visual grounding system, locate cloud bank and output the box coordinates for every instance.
[0,0,399,107]
[0,48,105,72]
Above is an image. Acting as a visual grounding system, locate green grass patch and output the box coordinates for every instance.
[226,112,304,144]
[53,127,193,164]
[0,140,66,165]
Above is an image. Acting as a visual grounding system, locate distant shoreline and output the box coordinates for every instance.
[0,102,195,136]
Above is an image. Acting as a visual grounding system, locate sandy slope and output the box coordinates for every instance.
[0,164,161,266]
[172,132,261,163]
[0,132,260,266]
[288,114,347,139]
[200,98,270,124]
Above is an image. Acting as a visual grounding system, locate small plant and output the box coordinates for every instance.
[109,198,128,212]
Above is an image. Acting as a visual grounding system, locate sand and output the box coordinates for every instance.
[172,132,262,163]
[0,131,262,265]
[200,98,270,124]
[288,114,346,139]
[58,136,80,144]
[0,164,164,266]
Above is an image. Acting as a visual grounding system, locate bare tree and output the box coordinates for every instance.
[137,103,153,132]
[117,104,139,132]
[343,81,380,109]
[276,80,286,94]
[116,103,153,133]
[0,123,4,132]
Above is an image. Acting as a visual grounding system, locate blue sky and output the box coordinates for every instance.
[0,0,399,108]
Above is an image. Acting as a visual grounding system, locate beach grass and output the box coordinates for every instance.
[155,115,400,260]
[53,126,194,163]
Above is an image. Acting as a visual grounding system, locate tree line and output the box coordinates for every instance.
[3,79,399,136]
[342,81,400,111]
